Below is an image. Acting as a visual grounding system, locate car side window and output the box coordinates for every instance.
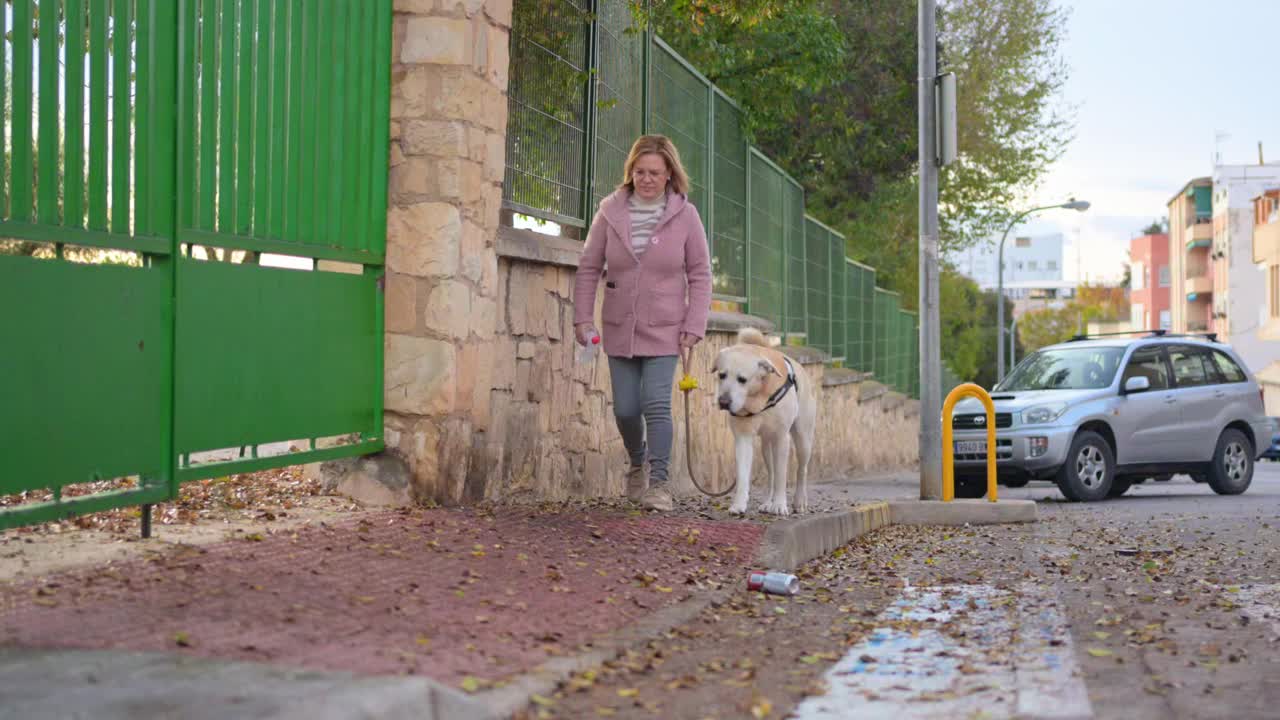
[1168,346,1216,387]
[1121,348,1170,390]
[1210,351,1248,383]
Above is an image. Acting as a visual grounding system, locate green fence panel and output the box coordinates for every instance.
[711,91,748,299]
[747,149,785,329]
[175,0,390,480]
[829,240,847,363]
[898,309,913,392]
[504,0,592,227]
[844,261,862,370]
[648,37,710,228]
[849,262,876,373]
[783,180,806,337]
[802,217,830,355]
[592,0,643,209]
[1,0,179,528]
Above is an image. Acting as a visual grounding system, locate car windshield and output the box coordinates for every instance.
[996,347,1126,391]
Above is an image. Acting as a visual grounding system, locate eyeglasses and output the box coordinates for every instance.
[632,169,667,181]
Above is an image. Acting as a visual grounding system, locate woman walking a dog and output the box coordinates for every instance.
[573,135,713,511]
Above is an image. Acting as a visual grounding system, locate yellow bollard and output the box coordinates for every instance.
[942,383,998,503]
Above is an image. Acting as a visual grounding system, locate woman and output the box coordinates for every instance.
[573,135,713,511]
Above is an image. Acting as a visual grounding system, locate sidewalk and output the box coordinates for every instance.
[0,473,909,717]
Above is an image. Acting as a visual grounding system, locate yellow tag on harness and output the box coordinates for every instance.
[678,375,699,392]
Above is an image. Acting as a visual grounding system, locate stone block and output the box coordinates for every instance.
[529,355,552,403]
[494,263,509,333]
[515,358,532,401]
[430,67,488,121]
[384,334,455,416]
[395,66,436,118]
[389,120,402,141]
[386,202,461,278]
[889,500,1037,526]
[389,141,406,169]
[545,296,563,341]
[485,25,510,90]
[492,336,516,390]
[387,155,435,201]
[479,253,500,298]
[516,341,535,359]
[393,0,435,13]
[402,119,467,157]
[440,0,485,18]
[507,264,532,335]
[459,220,486,283]
[470,295,497,341]
[402,17,471,65]
[422,279,472,340]
[470,348,495,431]
[470,15,488,74]
[384,273,418,334]
[484,0,513,27]
[479,84,509,132]
[319,454,413,507]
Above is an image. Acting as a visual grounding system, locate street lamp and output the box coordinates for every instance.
[996,199,1090,381]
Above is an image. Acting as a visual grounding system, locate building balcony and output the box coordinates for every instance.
[1256,219,1280,264]
[1185,220,1212,247]
[1186,274,1213,296]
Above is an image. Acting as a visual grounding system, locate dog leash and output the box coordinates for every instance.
[679,347,737,497]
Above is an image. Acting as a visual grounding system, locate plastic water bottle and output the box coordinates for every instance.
[577,332,600,366]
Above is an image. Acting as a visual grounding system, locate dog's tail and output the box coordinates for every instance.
[737,327,769,347]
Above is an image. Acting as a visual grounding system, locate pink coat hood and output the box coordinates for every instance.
[572,189,713,358]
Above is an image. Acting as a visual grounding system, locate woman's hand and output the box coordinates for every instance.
[679,333,700,349]
[575,322,599,347]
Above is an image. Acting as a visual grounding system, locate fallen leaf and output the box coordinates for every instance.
[618,688,639,698]
[174,631,192,647]
[1087,648,1113,658]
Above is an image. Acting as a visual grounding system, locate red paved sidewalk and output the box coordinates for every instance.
[0,507,763,686]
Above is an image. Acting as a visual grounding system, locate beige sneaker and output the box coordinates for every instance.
[640,486,674,512]
[625,463,649,502]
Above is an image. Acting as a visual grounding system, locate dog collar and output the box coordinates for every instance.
[732,357,797,417]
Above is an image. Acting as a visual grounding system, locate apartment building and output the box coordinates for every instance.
[1128,232,1171,331]
[1210,164,1280,378]
[1252,188,1280,413]
[1167,177,1213,333]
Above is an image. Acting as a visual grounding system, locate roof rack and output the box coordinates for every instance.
[1067,329,1166,342]
[1065,329,1220,344]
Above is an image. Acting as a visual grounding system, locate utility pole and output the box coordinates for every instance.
[918,0,942,500]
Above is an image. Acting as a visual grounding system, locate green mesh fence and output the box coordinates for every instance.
[783,181,807,336]
[711,92,747,299]
[803,217,830,354]
[649,37,709,225]
[504,0,591,226]
[748,149,785,329]
[504,1,921,384]
[829,233,847,362]
[592,0,644,209]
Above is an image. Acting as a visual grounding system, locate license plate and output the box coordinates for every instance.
[955,441,986,454]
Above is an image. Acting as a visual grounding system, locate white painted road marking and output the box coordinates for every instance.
[793,583,1092,719]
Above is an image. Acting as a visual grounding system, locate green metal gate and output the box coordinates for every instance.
[0,0,392,530]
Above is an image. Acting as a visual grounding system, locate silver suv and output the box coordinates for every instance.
[951,333,1270,502]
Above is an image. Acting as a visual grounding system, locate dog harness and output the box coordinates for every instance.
[735,357,798,417]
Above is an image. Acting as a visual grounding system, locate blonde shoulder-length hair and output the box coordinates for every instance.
[619,135,690,196]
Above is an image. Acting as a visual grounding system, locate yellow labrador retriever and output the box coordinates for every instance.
[712,328,817,515]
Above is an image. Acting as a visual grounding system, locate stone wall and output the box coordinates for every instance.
[382,0,511,502]
[383,235,919,505]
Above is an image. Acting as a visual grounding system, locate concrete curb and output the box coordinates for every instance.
[756,502,892,572]
[474,585,734,719]
[0,648,482,720]
[889,499,1038,526]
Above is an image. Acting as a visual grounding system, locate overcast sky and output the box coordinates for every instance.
[1005,0,1280,283]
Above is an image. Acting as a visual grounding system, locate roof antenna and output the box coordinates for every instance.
[1260,141,1265,166]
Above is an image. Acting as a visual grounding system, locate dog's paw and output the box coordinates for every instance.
[791,496,809,514]
[758,499,790,516]
[728,502,749,516]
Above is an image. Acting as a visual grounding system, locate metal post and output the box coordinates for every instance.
[996,224,1011,381]
[918,0,942,500]
[141,503,152,539]
[1008,317,1017,370]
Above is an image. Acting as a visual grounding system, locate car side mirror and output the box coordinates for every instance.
[1123,376,1151,394]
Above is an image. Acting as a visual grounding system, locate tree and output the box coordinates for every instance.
[1141,218,1168,235]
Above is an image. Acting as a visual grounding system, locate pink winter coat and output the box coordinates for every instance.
[573,189,713,358]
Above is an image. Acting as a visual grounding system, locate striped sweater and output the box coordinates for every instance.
[628,193,667,257]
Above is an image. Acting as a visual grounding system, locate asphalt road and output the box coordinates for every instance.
[520,461,1280,719]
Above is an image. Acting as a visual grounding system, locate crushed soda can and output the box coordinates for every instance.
[747,570,799,596]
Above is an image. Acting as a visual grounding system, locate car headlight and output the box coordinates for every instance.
[1022,404,1067,425]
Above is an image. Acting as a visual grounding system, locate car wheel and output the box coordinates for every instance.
[1056,431,1114,502]
[1207,429,1254,496]
[1107,477,1133,498]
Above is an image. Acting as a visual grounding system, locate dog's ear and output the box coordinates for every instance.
[758,359,779,376]
[710,355,720,374]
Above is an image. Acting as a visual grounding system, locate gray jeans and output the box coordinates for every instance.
[608,355,678,487]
